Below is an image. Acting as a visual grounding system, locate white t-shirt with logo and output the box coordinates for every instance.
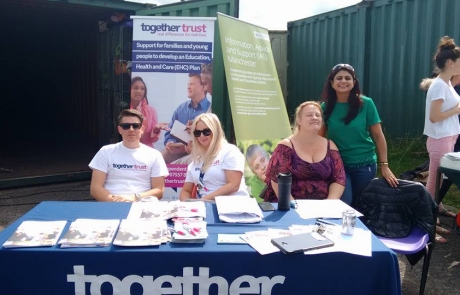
[185,143,248,198]
[89,142,169,195]
[424,77,460,139]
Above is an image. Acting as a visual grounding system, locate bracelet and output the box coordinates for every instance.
[378,162,389,166]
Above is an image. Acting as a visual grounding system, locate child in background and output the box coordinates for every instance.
[246,145,270,202]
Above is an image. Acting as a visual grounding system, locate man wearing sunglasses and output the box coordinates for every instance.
[89,109,169,202]
[161,73,211,164]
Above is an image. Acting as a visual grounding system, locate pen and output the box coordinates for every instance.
[316,219,339,227]
[168,227,186,236]
[182,225,196,236]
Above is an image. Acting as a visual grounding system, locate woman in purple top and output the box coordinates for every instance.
[264,101,346,201]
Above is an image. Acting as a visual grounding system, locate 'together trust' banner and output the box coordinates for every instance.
[131,16,215,200]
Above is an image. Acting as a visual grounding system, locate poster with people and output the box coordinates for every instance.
[131,16,215,200]
[217,13,292,202]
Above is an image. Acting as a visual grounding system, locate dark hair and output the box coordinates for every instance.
[434,36,460,69]
[131,76,149,104]
[321,65,363,125]
[118,109,144,125]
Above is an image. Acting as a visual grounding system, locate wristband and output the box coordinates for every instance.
[378,162,388,166]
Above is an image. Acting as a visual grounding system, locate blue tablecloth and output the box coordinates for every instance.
[0,201,401,295]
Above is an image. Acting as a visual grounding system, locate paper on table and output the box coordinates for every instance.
[243,229,291,255]
[113,219,169,246]
[215,195,263,223]
[127,200,206,220]
[58,219,120,247]
[127,201,169,220]
[304,227,372,257]
[295,199,363,219]
[217,234,247,244]
[2,220,67,248]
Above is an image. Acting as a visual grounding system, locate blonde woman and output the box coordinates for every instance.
[264,101,346,201]
[179,113,248,201]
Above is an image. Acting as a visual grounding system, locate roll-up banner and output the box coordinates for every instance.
[131,16,215,200]
[217,13,292,202]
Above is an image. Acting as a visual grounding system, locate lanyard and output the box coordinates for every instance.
[196,167,208,198]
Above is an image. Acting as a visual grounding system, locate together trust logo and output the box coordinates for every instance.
[141,23,207,35]
[112,163,147,171]
[67,265,285,295]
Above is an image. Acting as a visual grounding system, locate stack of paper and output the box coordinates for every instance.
[127,201,206,220]
[58,219,120,248]
[294,199,363,219]
[127,201,171,220]
[171,201,207,219]
[170,220,208,243]
[113,219,169,246]
[2,220,67,248]
[215,195,263,223]
[242,229,291,255]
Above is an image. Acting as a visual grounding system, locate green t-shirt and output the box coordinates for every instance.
[248,175,265,203]
[321,96,381,167]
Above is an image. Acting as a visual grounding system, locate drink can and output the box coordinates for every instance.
[341,209,356,235]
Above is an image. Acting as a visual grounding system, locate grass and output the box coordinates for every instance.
[386,135,460,209]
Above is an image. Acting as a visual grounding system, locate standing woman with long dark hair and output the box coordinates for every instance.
[423,36,460,243]
[320,64,398,206]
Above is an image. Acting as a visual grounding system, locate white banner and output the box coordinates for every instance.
[131,16,215,200]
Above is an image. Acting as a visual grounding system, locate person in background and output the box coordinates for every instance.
[432,74,460,215]
[201,62,213,96]
[130,77,169,148]
[161,73,211,164]
[264,101,346,201]
[245,144,270,202]
[89,109,169,202]
[319,63,398,206]
[180,113,248,201]
[423,36,460,243]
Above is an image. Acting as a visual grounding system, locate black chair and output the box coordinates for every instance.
[357,178,438,295]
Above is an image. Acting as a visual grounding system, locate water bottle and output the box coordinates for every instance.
[277,172,292,211]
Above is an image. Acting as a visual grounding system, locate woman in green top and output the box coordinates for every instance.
[319,64,398,205]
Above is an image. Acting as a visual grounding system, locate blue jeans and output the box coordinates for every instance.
[341,164,377,206]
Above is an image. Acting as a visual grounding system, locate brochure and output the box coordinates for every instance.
[2,220,67,248]
[170,220,208,243]
[127,201,206,220]
[58,219,120,248]
[113,219,169,246]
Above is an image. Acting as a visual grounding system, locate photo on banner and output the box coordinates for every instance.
[218,13,292,201]
[131,16,215,200]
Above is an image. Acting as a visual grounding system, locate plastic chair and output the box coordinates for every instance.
[357,178,437,295]
[378,227,433,295]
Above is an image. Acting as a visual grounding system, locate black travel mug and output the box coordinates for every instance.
[277,172,292,211]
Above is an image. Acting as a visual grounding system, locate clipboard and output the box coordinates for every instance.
[271,232,334,254]
[170,120,192,144]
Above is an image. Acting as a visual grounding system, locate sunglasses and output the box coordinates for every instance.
[332,63,355,72]
[119,123,142,130]
[193,128,212,137]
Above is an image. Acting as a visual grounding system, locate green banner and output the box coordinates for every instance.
[217,13,291,141]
